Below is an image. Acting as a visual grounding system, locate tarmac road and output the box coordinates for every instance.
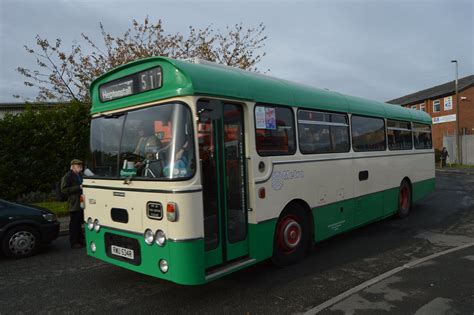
[1,169,473,314]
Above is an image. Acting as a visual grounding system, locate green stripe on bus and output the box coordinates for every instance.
[89,57,431,125]
[247,178,435,257]
[85,178,434,285]
[85,227,206,285]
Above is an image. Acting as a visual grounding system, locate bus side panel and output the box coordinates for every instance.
[248,219,277,262]
[354,192,385,227]
[412,177,436,202]
[313,199,354,242]
[383,187,399,217]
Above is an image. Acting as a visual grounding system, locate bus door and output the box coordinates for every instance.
[197,100,249,268]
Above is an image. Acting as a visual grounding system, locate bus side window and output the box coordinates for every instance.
[351,115,386,152]
[297,109,349,154]
[413,123,432,149]
[255,105,295,156]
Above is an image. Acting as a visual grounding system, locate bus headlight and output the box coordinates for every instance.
[87,218,94,231]
[90,241,96,253]
[159,259,169,273]
[93,219,101,232]
[144,229,155,245]
[155,230,166,246]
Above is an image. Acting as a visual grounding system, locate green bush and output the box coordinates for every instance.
[17,190,55,203]
[0,102,90,200]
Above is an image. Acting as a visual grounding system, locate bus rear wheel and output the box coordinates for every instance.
[272,204,309,266]
[397,180,412,218]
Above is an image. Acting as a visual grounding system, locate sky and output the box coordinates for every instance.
[0,0,473,103]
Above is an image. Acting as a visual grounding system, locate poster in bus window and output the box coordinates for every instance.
[444,96,452,111]
[255,106,266,129]
[265,107,276,130]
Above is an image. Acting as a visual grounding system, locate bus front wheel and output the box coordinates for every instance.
[397,180,412,218]
[272,204,310,266]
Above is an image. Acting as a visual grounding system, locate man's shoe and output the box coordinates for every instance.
[71,243,85,249]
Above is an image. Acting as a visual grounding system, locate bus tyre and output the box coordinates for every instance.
[397,180,412,218]
[2,225,40,259]
[272,204,310,266]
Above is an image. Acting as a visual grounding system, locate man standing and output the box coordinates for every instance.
[61,159,85,249]
[440,147,449,168]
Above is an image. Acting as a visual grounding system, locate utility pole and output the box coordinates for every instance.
[451,60,461,164]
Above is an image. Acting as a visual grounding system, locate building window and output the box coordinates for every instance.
[444,96,453,111]
[420,103,426,112]
[387,120,413,150]
[297,110,350,154]
[411,105,417,110]
[433,100,440,112]
[351,115,386,152]
[413,123,432,149]
[255,105,296,156]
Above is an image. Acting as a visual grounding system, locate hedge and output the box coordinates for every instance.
[0,102,90,200]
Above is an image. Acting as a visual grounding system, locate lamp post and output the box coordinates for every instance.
[451,60,461,164]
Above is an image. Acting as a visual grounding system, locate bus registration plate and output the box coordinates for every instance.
[111,245,134,260]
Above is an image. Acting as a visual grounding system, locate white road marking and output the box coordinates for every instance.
[414,297,453,315]
[303,241,474,314]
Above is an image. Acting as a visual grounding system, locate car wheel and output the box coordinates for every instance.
[2,225,40,258]
[271,204,310,266]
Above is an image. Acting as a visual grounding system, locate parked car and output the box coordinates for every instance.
[0,199,60,258]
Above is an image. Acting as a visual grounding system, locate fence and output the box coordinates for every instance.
[443,134,474,165]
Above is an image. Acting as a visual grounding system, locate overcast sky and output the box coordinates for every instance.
[0,0,472,103]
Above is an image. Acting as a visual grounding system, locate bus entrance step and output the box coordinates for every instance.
[205,258,256,281]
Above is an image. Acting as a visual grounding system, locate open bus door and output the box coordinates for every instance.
[197,100,249,269]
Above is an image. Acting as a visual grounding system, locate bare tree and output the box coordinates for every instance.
[16,17,268,103]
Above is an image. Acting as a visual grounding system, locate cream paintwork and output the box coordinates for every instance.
[252,150,434,223]
[84,96,434,240]
[251,108,434,223]
[84,95,258,241]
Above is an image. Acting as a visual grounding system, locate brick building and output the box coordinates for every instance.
[388,75,474,151]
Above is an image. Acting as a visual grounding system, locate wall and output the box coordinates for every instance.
[443,134,474,165]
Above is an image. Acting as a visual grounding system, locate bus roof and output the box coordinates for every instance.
[90,56,431,124]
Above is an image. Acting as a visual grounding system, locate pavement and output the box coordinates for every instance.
[435,166,474,175]
[1,170,473,314]
[312,244,474,314]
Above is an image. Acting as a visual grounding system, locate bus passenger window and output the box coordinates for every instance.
[351,115,386,152]
[255,105,296,156]
[297,109,349,154]
[413,123,432,149]
[387,120,412,150]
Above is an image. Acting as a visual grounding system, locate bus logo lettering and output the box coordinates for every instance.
[271,170,304,190]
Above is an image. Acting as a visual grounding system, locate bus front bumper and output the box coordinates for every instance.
[85,226,206,285]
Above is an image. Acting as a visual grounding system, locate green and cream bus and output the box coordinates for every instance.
[84,57,435,285]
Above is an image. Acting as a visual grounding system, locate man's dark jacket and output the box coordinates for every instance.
[60,171,82,212]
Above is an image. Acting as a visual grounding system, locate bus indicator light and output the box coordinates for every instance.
[166,202,178,222]
[258,188,266,199]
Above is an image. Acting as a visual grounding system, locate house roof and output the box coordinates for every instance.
[387,75,474,106]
